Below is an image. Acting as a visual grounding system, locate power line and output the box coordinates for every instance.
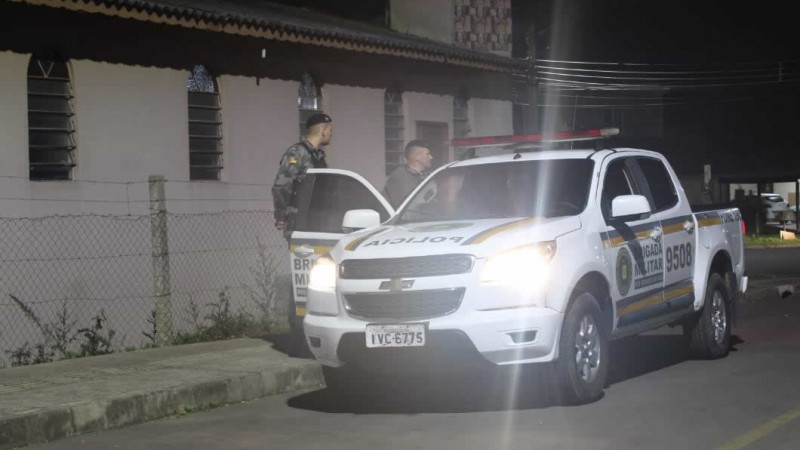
[534,57,800,67]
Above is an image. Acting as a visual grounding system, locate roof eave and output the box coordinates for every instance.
[14,0,527,73]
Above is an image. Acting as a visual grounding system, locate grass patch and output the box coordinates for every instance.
[744,235,800,248]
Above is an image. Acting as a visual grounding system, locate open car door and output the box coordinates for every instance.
[287,168,394,329]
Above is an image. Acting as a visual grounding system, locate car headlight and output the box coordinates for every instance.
[480,241,556,290]
[309,254,336,291]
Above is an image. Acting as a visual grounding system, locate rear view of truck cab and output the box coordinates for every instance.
[299,130,746,405]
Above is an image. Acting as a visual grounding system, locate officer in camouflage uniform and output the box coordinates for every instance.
[272,113,333,235]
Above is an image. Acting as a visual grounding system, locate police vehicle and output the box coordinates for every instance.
[291,129,747,404]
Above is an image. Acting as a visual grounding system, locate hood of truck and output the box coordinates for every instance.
[334,216,581,260]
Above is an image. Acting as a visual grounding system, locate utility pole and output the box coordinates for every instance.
[523,19,539,134]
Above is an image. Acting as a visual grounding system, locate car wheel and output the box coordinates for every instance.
[555,291,609,405]
[684,272,732,359]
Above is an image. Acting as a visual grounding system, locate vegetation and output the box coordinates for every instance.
[744,235,800,248]
[5,296,118,366]
[4,240,293,369]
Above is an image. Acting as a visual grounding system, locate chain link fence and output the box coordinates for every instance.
[0,178,291,368]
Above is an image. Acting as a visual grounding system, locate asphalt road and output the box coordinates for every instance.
[745,247,800,278]
[28,283,800,450]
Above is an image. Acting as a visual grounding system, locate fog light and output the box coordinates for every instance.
[308,336,322,348]
[507,330,537,344]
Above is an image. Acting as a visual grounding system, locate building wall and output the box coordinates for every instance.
[390,0,454,45]
[1,51,513,211]
[219,74,298,186]
[470,97,513,137]
[404,92,455,161]
[454,0,513,55]
[0,49,513,362]
[0,51,28,178]
[72,60,188,182]
[323,84,385,188]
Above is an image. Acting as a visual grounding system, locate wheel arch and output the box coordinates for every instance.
[694,249,735,314]
[572,271,613,333]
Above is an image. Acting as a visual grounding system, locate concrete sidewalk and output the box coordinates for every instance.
[0,338,322,450]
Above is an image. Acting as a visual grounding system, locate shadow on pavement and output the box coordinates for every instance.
[260,332,314,359]
[606,334,690,385]
[287,365,564,414]
[286,331,730,414]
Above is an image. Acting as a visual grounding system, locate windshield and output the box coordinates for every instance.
[395,159,594,223]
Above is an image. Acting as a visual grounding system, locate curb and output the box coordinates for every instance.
[0,361,323,450]
[745,245,800,249]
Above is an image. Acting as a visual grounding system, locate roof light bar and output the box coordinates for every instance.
[452,128,619,148]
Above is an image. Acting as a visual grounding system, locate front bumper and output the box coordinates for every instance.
[304,287,564,370]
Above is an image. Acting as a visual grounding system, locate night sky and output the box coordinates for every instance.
[515,0,800,176]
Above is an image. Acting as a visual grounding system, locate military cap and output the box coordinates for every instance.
[306,113,332,129]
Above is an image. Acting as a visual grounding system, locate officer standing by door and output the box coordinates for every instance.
[271,113,332,354]
[272,113,333,235]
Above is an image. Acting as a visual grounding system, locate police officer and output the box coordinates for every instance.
[382,140,433,208]
[271,113,333,232]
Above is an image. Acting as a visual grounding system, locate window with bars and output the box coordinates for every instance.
[298,72,323,137]
[384,90,405,175]
[27,57,76,181]
[187,65,222,181]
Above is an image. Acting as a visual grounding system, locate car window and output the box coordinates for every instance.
[764,195,784,203]
[396,159,595,223]
[636,157,678,212]
[601,158,635,221]
[294,174,389,233]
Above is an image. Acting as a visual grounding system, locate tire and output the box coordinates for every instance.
[555,292,610,405]
[684,273,732,359]
[287,294,311,358]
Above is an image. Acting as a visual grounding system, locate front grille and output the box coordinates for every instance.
[344,288,465,320]
[340,254,474,279]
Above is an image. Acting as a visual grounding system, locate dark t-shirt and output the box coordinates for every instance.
[382,165,426,208]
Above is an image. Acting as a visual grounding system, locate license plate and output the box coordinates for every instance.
[365,323,426,348]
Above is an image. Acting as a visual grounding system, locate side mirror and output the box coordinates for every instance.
[342,209,381,233]
[611,195,651,221]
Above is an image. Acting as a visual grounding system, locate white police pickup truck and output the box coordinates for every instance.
[292,144,747,404]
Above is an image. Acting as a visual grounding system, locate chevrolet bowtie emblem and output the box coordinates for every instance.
[379,278,414,292]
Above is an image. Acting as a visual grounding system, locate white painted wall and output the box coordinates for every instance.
[72,60,188,182]
[218,74,298,185]
[0,50,514,365]
[0,52,28,178]
[403,92,513,162]
[323,84,385,188]
[390,0,454,45]
[470,97,513,137]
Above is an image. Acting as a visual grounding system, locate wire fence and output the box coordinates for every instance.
[0,179,291,368]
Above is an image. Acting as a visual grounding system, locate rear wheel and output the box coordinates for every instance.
[685,273,732,359]
[555,292,609,404]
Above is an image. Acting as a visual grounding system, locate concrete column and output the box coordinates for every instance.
[149,175,173,346]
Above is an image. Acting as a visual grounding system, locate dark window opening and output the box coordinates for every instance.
[188,65,222,181]
[27,57,75,181]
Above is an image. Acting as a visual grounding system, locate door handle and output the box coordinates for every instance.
[293,244,315,258]
[650,226,663,242]
[683,220,695,234]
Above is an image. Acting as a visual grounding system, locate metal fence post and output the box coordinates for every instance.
[149,175,173,346]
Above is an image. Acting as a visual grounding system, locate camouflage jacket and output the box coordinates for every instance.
[271,138,327,221]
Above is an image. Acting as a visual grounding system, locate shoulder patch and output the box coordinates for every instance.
[287,157,298,165]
